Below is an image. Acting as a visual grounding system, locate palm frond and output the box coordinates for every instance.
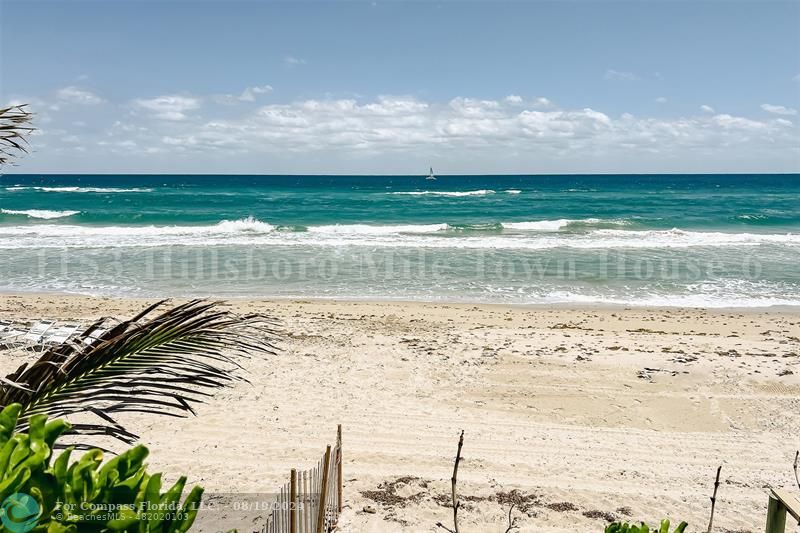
[0,104,35,167]
[0,300,281,446]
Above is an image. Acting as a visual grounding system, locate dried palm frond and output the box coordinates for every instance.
[0,104,34,167]
[0,299,280,446]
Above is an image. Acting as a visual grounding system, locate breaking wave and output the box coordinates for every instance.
[5,186,153,193]
[388,190,496,197]
[0,217,798,250]
[0,209,80,220]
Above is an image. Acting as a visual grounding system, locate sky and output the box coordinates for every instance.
[1,0,799,174]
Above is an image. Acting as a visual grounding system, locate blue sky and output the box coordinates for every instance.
[1,0,799,174]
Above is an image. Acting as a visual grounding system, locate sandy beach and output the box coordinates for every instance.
[1,294,799,532]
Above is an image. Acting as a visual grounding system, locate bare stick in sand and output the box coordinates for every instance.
[436,430,464,533]
[706,465,722,533]
[793,451,800,491]
[503,504,519,533]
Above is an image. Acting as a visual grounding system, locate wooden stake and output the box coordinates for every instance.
[793,451,799,491]
[290,469,298,533]
[316,445,332,533]
[337,424,343,514]
[706,465,721,533]
[302,470,309,533]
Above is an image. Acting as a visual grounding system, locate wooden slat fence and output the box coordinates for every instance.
[260,425,343,533]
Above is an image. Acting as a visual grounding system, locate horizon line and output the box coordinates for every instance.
[2,172,800,177]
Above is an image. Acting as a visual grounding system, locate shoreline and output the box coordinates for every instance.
[2,290,800,315]
[1,293,799,530]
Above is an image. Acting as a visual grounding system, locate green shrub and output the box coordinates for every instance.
[605,519,688,533]
[0,403,203,532]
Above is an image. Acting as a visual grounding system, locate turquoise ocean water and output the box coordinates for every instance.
[1,174,799,307]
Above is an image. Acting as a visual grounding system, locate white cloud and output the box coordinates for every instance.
[284,56,307,66]
[604,69,639,81]
[214,85,274,105]
[143,95,795,161]
[712,113,768,130]
[655,96,667,104]
[56,86,105,105]
[761,103,797,116]
[133,95,201,120]
[238,85,273,102]
[502,96,552,109]
[448,97,501,117]
[700,105,715,113]
[13,90,799,173]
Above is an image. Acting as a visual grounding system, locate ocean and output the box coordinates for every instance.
[0,173,798,307]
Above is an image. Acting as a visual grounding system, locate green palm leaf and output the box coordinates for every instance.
[0,104,34,167]
[0,300,280,446]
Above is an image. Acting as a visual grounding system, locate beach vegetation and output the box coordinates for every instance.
[605,520,688,533]
[0,403,202,532]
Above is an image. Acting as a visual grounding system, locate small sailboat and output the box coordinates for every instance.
[426,167,436,180]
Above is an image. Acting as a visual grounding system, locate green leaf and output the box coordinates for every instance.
[172,485,204,533]
[0,464,31,496]
[0,438,19,479]
[43,419,71,451]
[50,448,73,488]
[105,506,139,531]
[144,473,164,531]
[0,403,22,445]
[67,449,103,502]
[45,522,78,533]
[156,476,187,530]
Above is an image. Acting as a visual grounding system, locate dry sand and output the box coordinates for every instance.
[1,294,799,532]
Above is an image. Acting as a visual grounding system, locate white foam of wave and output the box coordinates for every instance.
[0,220,798,250]
[505,189,522,194]
[501,218,630,231]
[212,217,275,233]
[389,190,496,197]
[580,218,632,226]
[5,186,153,193]
[308,223,448,235]
[0,209,80,220]
[503,219,571,231]
[591,228,800,247]
[0,216,273,239]
[542,289,800,308]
